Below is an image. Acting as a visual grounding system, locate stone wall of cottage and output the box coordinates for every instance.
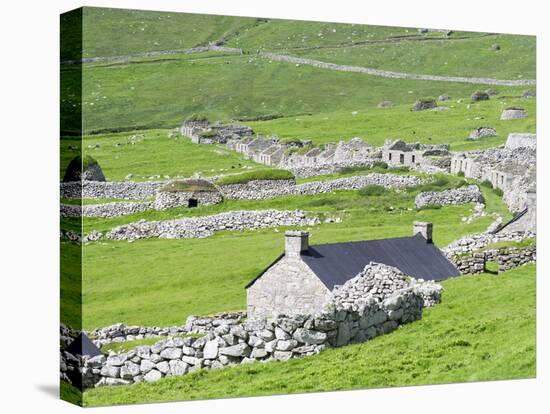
[153,191,223,210]
[246,257,330,319]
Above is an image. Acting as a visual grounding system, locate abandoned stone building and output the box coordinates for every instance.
[505,133,536,150]
[153,179,223,210]
[450,134,536,222]
[180,120,253,144]
[450,134,536,193]
[382,139,450,169]
[246,223,460,319]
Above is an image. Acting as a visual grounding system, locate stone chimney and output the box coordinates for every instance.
[285,230,309,257]
[413,221,433,243]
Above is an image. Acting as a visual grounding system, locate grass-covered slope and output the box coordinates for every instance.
[82,264,536,406]
[66,130,263,181]
[69,8,258,60]
[244,95,536,149]
[69,55,530,134]
[295,34,536,80]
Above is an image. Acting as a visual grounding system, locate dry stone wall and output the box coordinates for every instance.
[106,210,319,241]
[415,185,483,208]
[60,201,153,218]
[61,181,163,200]
[260,53,535,86]
[443,230,534,256]
[221,174,424,201]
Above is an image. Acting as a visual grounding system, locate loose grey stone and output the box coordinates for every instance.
[144,369,162,383]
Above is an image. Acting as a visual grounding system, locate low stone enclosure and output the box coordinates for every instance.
[414,185,483,209]
[448,245,535,274]
[444,230,536,274]
[61,263,443,389]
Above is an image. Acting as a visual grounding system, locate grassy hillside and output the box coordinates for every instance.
[82,264,536,406]
[60,9,535,134]
[71,55,529,134]
[66,130,263,181]
[295,34,536,80]
[76,175,508,330]
[64,8,258,60]
[244,95,536,149]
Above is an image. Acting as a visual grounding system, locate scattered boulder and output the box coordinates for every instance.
[377,100,393,108]
[469,127,497,140]
[485,89,499,96]
[491,44,501,51]
[522,89,536,98]
[412,98,437,111]
[470,91,490,102]
[438,94,451,101]
[501,107,527,120]
[63,155,106,182]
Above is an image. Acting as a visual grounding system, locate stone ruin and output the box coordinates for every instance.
[180,119,253,144]
[451,136,536,214]
[469,127,497,140]
[500,107,527,120]
[63,155,105,182]
[412,98,437,111]
[153,179,223,210]
[382,139,451,172]
[470,91,490,102]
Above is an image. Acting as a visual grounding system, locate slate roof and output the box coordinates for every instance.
[246,234,460,290]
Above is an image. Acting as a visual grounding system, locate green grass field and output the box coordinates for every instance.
[70,57,530,134]
[63,130,263,181]
[244,96,535,149]
[294,34,535,79]
[81,264,536,406]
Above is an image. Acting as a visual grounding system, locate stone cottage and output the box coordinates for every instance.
[246,223,460,319]
[382,139,450,169]
[153,179,223,210]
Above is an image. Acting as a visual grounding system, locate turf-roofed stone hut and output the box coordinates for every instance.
[154,179,223,210]
[63,155,106,182]
[246,222,460,319]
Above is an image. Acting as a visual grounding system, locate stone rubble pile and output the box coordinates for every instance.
[415,185,484,209]
[106,210,319,241]
[328,262,443,311]
[469,127,497,140]
[60,264,441,389]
